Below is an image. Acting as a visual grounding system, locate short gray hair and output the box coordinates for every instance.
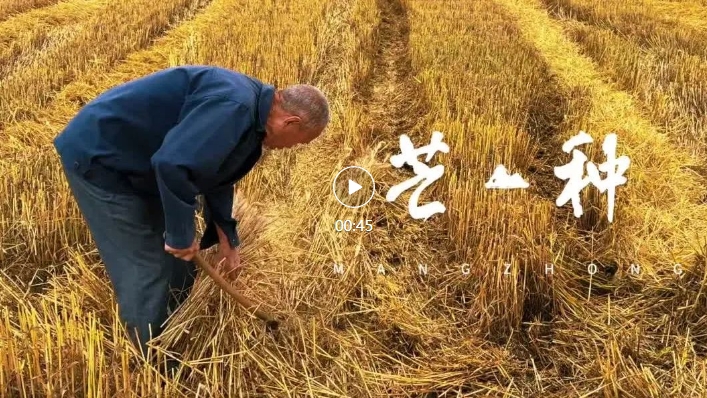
[279,84,330,131]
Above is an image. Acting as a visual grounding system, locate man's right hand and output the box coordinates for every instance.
[165,238,199,261]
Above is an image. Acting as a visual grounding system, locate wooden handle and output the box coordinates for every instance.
[192,253,279,330]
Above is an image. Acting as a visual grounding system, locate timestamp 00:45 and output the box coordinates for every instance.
[334,219,374,232]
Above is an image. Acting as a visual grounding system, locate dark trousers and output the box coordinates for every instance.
[61,164,197,358]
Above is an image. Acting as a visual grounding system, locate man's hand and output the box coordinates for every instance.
[218,245,243,282]
[214,224,243,282]
[165,238,199,261]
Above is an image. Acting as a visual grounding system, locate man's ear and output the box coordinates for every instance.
[284,115,301,126]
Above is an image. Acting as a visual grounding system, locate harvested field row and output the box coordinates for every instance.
[406,0,564,366]
[0,0,58,22]
[542,0,707,61]
[0,0,111,77]
[495,0,707,395]
[0,0,211,129]
[553,17,707,159]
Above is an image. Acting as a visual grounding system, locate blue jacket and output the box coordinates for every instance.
[53,65,275,251]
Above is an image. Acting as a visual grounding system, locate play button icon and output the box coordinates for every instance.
[348,179,362,195]
[333,166,375,208]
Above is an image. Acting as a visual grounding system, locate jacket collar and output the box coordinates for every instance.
[255,84,275,139]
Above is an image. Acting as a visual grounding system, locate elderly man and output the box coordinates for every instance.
[53,65,329,362]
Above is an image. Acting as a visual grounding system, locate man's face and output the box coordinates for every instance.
[263,93,324,149]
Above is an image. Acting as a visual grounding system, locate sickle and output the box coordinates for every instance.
[192,252,279,331]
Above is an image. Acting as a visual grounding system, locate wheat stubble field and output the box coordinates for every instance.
[2,0,707,396]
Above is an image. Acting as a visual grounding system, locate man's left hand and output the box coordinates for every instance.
[218,245,243,282]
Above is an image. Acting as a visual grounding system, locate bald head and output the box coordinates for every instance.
[263,84,330,149]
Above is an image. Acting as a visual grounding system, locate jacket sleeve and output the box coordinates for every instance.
[151,96,250,250]
[199,184,239,250]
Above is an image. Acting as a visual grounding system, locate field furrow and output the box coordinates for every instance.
[393,0,590,394]
[0,0,112,78]
[287,0,534,393]
[0,0,211,130]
